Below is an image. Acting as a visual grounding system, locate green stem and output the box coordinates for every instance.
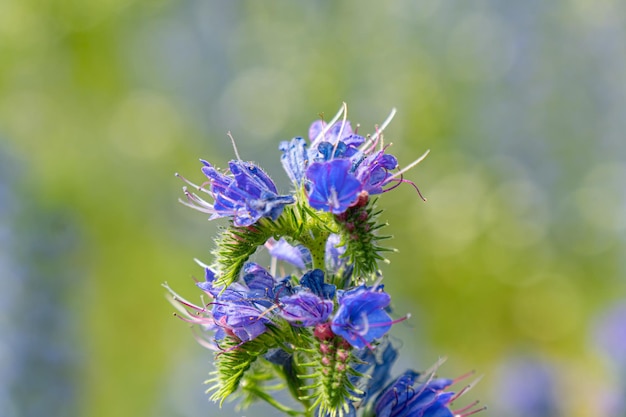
[245,386,305,416]
[298,230,329,270]
[213,202,337,287]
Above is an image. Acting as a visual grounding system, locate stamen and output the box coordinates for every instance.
[331,102,349,156]
[163,283,204,311]
[175,172,212,194]
[449,375,483,404]
[173,312,206,325]
[193,258,211,269]
[312,102,347,147]
[456,404,487,417]
[387,149,430,181]
[372,275,384,289]
[421,357,448,382]
[452,370,476,385]
[191,327,219,351]
[363,130,382,154]
[227,131,242,160]
[173,295,207,313]
[385,177,427,201]
[453,400,480,415]
[359,108,397,152]
[367,314,411,329]
[178,191,215,214]
[256,304,279,320]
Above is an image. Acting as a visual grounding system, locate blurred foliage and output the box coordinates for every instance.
[1,1,625,416]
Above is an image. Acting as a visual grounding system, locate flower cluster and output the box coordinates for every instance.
[167,104,482,417]
[279,107,428,214]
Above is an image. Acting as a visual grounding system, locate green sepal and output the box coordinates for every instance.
[211,202,337,288]
[206,332,278,405]
[207,319,313,407]
[334,197,393,281]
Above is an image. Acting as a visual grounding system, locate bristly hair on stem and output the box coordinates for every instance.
[333,194,393,282]
[211,202,335,288]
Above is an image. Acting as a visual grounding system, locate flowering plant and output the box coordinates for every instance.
[166,104,483,417]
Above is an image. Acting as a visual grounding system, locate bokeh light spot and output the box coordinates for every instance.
[512,274,582,342]
[486,179,549,249]
[109,91,182,159]
[423,170,489,255]
[218,68,296,142]
[446,12,517,82]
[575,162,626,233]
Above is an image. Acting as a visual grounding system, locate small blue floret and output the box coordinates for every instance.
[374,370,456,417]
[330,286,393,349]
[306,159,362,214]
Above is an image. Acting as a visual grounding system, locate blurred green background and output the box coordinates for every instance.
[2,1,625,416]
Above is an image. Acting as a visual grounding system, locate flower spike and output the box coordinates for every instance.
[167,104,482,417]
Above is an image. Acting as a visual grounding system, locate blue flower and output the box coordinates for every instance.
[374,371,453,417]
[241,262,278,305]
[195,263,279,342]
[308,119,365,149]
[306,159,362,213]
[266,237,312,270]
[279,291,333,327]
[305,119,399,203]
[374,369,483,417]
[299,269,336,300]
[279,137,308,185]
[211,286,273,342]
[264,348,292,366]
[278,108,429,212]
[353,150,399,195]
[178,159,294,227]
[350,339,398,404]
[330,286,393,349]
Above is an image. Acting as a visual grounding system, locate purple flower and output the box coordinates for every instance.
[351,339,398,404]
[241,262,277,304]
[374,371,452,417]
[330,286,394,349]
[196,267,220,297]
[373,369,482,417]
[279,108,428,212]
[211,288,273,342]
[306,159,362,213]
[306,118,398,195]
[266,237,311,269]
[299,269,336,300]
[195,263,279,342]
[279,291,333,327]
[308,120,365,149]
[264,348,292,366]
[304,119,399,206]
[353,150,398,195]
[178,159,294,227]
[279,137,308,185]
